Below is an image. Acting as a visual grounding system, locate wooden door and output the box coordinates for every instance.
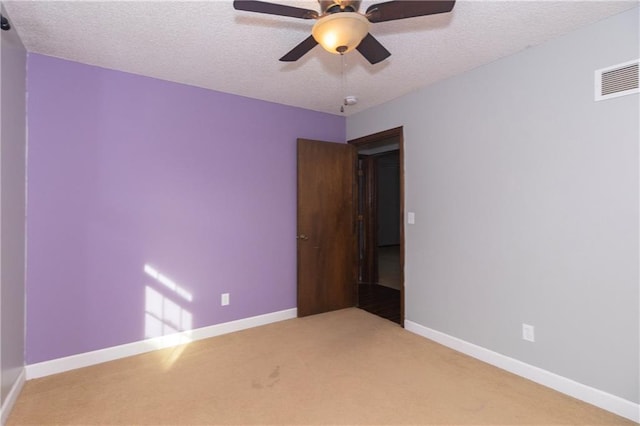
[297,139,356,317]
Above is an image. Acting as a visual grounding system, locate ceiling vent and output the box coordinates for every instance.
[595,59,639,101]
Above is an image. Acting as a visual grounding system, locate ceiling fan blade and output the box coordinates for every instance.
[280,35,319,62]
[356,33,391,65]
[233,0,319,19]
[366,0,455,23]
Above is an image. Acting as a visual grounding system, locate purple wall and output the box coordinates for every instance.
[26,54,345,364]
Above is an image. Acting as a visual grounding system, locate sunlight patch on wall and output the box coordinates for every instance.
[144,264,194,369]
[144,264,193,302]
[144,286,193,339]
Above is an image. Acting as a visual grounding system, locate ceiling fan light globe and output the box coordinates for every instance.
[311,12,370,55]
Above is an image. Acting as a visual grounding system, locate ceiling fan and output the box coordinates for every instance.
[233,0,456,65]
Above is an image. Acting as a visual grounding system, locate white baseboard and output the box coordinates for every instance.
[26,308,297,380]
[0,368,26,426]
[405,320,639,423]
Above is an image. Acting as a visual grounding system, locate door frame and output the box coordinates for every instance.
[348,127,405,325]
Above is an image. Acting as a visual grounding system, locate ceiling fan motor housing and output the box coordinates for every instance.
[319,0,362,14]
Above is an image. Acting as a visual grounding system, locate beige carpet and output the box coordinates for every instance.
[8,308,636,425]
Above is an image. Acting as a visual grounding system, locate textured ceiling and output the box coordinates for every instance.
[4,0,638,116]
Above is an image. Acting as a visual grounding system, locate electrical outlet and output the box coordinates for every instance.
[221,293,230,306]
[522,323,535,342]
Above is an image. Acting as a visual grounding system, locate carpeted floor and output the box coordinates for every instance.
[8,308,636,425]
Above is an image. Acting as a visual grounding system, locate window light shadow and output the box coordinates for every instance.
[144,264,194,370]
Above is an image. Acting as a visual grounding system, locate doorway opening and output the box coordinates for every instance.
[349,127,404,326]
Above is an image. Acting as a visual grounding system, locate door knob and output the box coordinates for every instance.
[297,234,309,240]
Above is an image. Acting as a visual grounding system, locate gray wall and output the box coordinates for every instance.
[0,4,27,405]
[347,8,639,404]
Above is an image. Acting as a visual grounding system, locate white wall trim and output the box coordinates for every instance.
[26,308,297,380]
[405,320,639,423]
[0,368,26,426]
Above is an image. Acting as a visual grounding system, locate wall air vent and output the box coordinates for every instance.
[595,59,639,101]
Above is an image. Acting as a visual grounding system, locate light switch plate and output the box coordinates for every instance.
[407,212,415,224]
